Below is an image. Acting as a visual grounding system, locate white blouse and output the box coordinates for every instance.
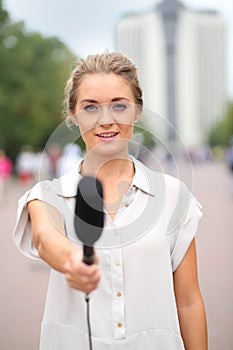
[13,158,202,350]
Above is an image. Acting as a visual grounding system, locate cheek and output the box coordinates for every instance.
[80,129,93,146]
[76,121,93,145]
[122,123,134,138]
[77,118,95,135]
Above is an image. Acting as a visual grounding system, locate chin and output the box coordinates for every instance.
[90,139,129,157]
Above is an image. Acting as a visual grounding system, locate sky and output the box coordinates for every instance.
[3,0,233,97]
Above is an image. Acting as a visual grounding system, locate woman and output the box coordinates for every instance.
[13,51,207,349]
[0,149,13,202]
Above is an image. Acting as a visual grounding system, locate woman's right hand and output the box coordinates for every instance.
[64,248,101,293]
[28,200,100,293]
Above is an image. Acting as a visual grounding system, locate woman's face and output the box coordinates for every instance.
[74,73,139,156]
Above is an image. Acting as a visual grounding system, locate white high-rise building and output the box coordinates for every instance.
[116,0,227,147]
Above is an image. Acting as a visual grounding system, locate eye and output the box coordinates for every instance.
[83,104,98,112]
[111,103,128,111]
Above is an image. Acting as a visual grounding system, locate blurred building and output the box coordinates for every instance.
[116,0,227,147]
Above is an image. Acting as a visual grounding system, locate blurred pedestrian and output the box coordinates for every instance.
[15,145,35,184]
[47,142,62,178]
[33,148,53,181]
[226,144,233,194]
[0,149,13,202]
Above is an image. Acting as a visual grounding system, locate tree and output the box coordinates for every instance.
[0,2,76,162]
[0,0,8,26]
[208,101,233,147]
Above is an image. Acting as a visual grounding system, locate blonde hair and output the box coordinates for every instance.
[64,51,143,122]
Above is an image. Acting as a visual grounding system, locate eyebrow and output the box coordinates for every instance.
[80,97,130,104]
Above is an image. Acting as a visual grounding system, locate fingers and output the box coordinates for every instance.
[66,272,101,293]
[64,249,101,293]
[93,250,99,264]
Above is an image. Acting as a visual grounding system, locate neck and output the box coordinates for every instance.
[81,153,135,219]
[80,152,134,182]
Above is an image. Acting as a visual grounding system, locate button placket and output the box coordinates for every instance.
[110,247,126,339]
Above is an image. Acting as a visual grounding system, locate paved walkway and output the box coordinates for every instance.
[193,162,233,350]
[0,162,232,349]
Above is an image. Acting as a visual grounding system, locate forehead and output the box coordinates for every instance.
[77,73,134,102]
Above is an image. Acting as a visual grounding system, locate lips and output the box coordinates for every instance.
[96,132,119,139]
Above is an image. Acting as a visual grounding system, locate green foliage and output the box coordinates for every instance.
[133,123,156,149]
[0,3,76,161]
[208,101,233,147]
[0,0,9,26]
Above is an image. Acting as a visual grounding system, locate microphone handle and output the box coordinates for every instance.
[83,245,94,265]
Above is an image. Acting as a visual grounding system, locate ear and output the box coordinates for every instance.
[134,116,140,125]
[134,105,142,123]
[71,115,79,126]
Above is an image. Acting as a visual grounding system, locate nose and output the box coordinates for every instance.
[98,104,114,126]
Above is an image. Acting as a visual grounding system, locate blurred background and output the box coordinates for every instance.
[0,0,233,349]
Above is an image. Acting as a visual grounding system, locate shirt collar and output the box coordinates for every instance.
[131,157,156,196]
[49,157,157,197]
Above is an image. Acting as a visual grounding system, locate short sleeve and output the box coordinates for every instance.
[12,181,63,259]
[170,192,203,271]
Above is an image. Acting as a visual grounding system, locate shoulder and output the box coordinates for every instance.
[133,157,188,198]
[35,169,81,198]
[133,159,196,227]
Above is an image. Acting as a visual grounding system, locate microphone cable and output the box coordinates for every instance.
[85,293,93,350]
[74,176,105,350]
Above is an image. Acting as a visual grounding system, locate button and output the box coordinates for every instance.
[115,260,120,267]
[116,291,122,297]
[117,322,123,328]
[124,202,129,207]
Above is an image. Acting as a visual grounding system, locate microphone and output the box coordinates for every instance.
[74,176,104,265]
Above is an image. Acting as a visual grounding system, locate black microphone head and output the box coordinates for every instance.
[74,176,104,246]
